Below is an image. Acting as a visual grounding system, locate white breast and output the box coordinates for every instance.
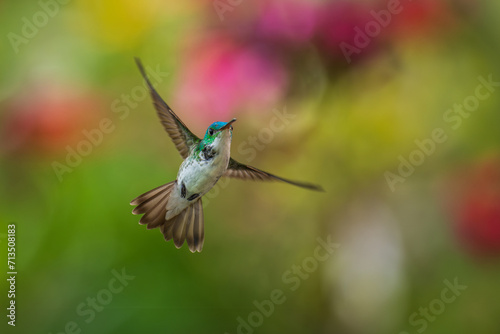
[177,131,232,197]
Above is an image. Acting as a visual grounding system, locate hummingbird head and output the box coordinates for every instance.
[203,118,237,142]
[198,118,236,159]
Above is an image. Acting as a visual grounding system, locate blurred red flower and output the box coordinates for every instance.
[2,82,104,155]
[389,0,455,37]
[445,156,500,257]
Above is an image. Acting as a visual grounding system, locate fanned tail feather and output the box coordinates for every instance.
[131,182,205,252]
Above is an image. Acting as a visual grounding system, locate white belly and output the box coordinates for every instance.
[165,132,231,219]
[178,152,229,196]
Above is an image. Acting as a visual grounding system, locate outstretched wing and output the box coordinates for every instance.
[135,58,200,159]
[224,158,324,192]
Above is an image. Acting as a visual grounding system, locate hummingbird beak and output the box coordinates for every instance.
[219,118,237,131]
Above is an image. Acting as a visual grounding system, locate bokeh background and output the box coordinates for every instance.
[1,0,500,333]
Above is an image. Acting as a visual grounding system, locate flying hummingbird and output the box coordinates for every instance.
[131,58,323,253]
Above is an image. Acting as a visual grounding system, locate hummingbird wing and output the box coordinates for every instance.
[224,158,324,192]
[135,58,200,159]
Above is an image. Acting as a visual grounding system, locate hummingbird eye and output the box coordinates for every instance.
[208,128,214,136]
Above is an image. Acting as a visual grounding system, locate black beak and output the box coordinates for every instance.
[219,118,237,131]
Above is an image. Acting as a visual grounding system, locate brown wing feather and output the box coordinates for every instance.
[135,58,200,159]
[223,158,324,192]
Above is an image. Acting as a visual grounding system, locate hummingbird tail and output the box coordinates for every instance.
[161,198,204,253]
[130,181,205,253]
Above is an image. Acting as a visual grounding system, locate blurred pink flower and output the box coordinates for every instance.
[316,1,375,61]
[174,33,288,128]
[254,0,319,45]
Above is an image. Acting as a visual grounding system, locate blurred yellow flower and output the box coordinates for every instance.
[71,0,168,50]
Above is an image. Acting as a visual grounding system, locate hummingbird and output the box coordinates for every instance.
[130,58,323,253]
